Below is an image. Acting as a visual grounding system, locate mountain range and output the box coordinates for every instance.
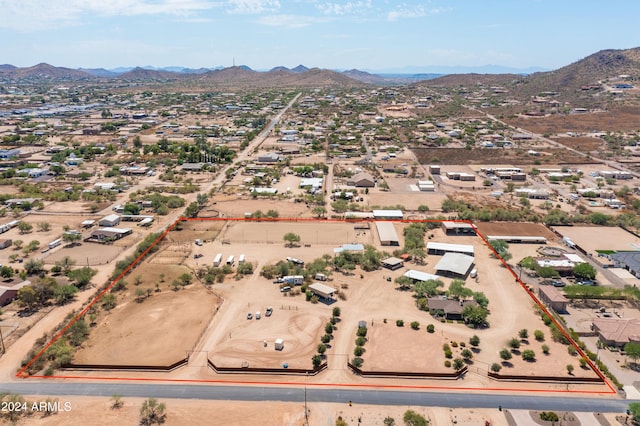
[1,47,639,89]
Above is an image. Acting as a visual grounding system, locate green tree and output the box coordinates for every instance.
[17,222,33,234]
[453,358,465,370]
[283,232,301,247]
[54,285,78,305]
[383,416,396,426]
[312,354,322,368]
[522,349,536,361]
[56,256,76,275]
[448,279,473,300]
[628,402,640,423]
[410,321,420,330]
[413,279,443,298]
[624,342,640,365]
[462,304,488,327]
[0,265,14,280]
[499,348,512,361]
[403,409,428,426]
[68,319,89,346]
[491,363,502,373]
[469,335,480,347]
[519,329,529,339]
[17,286,39,310]
[62,232,82,246]
[102,293,117,310]
[24,258,45,275]
[509,338,521,350]
[573,263,597,280]
[332,306,341,317]
[68,266,97,288]
[566,364,574,375]
[534,330,545,341]
[37,222,51,232]
[317,343,327,355]
[139,398,167,426]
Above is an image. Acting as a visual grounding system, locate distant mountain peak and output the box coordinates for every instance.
[291,64,309,73]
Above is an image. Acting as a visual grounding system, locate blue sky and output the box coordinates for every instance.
[1,0,639,72]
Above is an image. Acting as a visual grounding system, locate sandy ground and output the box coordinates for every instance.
[54,223,608,390]
[475,222,558,241]
[0,396,526,426]
[553,225,640,254]
[74,285,219,365]
[42,243,124,266]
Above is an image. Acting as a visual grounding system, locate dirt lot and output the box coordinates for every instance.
[209,311,326,369]
[411,147,597,166]
[553,225,640,254]
[209,195,311,218]
[8,396,521,426]
[474,222,558,241]
[220,221,374,246]
[74,285,219,365]
[363,323,465,373]
[551,136,606,152]
[504,106,640,134]
[43,243,124,266]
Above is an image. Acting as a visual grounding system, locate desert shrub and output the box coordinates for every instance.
[426,324,435,333]
[396,319,404,327]
[534,330,544,341]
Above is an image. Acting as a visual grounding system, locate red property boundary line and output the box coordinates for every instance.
[16,217,617,395]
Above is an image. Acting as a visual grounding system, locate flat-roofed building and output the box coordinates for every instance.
[375,222,399,246]
[372,210,403,220]
[538,286,569,313]
[427,242,474,256]
[441,221,476,235]
[434,253,475,278]
[308,283,337,299]
[404,270,440,282]
[382,257,404,270]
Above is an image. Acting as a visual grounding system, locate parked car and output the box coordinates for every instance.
[551,280,565,287]
[577,280,597,286]
[265,307,273,317]
[280,286,291,293]
[247,312,253,320]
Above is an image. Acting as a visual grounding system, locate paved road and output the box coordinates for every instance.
[0,381,634,413]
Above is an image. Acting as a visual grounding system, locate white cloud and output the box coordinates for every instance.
[226,0,280,14]
[315,0,371,16]
[256,14,323,29]
[387,4,448,22]
[0,0,217,31]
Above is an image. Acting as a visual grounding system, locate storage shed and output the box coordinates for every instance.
[275,338,284,351]
[375,222,399,246]
[308,283,337,299]
[98,214,121,227]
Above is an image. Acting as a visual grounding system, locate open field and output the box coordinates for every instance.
[550,136,606,152]
[209,311,326,369]
[474,222,558,240]
[411,147,598,166]
[74,286,219,365]
[553,225,640,253]
[504,106,640,134]
[42,243,124,266]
